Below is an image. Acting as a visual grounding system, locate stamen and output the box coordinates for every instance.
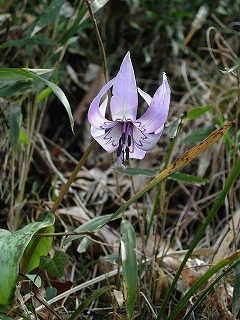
[117,144,122,157]
[125,146,130,161]
[122,150,125,163]
[121,132,126,144]
[127,135,131,147]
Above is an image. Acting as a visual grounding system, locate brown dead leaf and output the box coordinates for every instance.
[153,267,169,302]
[181,258,209,286]
[212,208,240,264]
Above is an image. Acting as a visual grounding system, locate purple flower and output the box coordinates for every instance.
[88,52,170,167]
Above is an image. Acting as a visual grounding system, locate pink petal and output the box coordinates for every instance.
[88,78,116,130]
[129,146,146,159]
[132,126,163,151]
[91,123,121,153]
[137,73,170,133]
[138,87,152,106]
[110,52,138,121]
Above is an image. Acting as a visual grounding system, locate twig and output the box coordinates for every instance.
[85,0,109,82]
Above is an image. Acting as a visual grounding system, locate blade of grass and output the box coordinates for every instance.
[121,219,138,319]
[156,157,240,319]
[182,258,240,320]
[232,263,240,319]
[169,253,240,320]
[68,285,114,320]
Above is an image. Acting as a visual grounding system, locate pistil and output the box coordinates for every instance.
[116,123,133,164]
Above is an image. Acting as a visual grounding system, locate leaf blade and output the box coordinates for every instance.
[121,219,138,319]
[0,213,55,305]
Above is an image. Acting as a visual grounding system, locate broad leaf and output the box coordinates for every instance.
[117,167,156,177]
[186,105,213,120]
[0,212,55,305]
[39,251,69,278]
[22,224,54,274]
[0,68,74,132]
[183,125,216,143]
[169,172,208,186]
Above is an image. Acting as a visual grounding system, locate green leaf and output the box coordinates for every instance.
[120,219,138,319]
[183,125,216,143]
[30,0,65,36]
[64,214,118,245]
[9,103,22,152]
[169,172,208,186]
[39,251,69,278]
[0,314,13,320]
[19,129,29,145]
[165,117,182,138]
[22,224,54,273]
[46,286,57,301]
[232,263,240,319]
[186,105,213,120]
[0,81,33,97]
[69,285,114,320]
[59,7,88,44]
[0,212,55,305]
[0,68,74,132]
[0,37,55,49]
[117,167,157,177]
[77,237,93,253]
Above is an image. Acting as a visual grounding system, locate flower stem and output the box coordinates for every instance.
[51,140,96,213]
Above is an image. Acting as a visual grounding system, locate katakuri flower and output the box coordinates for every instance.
[88,52,170,167]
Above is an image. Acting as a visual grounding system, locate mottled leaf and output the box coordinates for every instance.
[0,213,55,305]
[39,251,69,278]
[22,224,54,273]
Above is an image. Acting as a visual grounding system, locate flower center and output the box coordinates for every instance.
[116,122,133,163]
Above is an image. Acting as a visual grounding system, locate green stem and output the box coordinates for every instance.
[51,140,96,213]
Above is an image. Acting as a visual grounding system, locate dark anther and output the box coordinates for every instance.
[122,150,125,163]
[125,146,130,161]
[117,144,122,157]
[127,135,131,147]
[121,132,126,144]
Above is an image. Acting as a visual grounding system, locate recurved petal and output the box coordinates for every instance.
[137,73,170,133]
[129,145,146,159]
[132,126,163,151]
[110,52,138,121]
[91,123,121,153]
[138,87,152,106]
[88,78,116,130]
